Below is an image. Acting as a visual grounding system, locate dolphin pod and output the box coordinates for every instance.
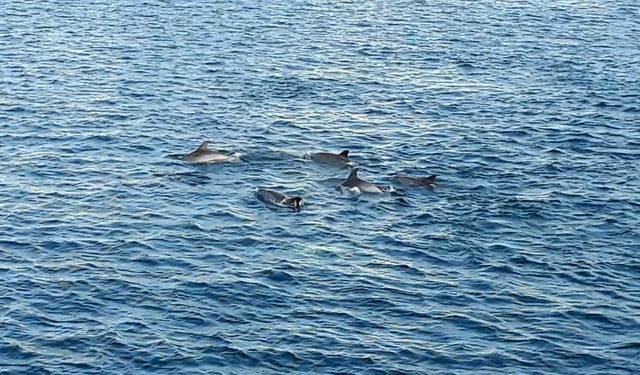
[176,142,437,210]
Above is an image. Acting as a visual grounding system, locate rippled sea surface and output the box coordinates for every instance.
[1,1,639,374]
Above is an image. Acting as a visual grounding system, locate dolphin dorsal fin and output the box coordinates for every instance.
[197,141,209,151]
[425,175,436,182]
[339,150,349,158]
[347,168,359,181]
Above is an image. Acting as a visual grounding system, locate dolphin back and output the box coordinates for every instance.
[392,174,437,187]
[356,180,383,193]
[257,189,303,209]
[256,189,286,204]
[311,151,350,166]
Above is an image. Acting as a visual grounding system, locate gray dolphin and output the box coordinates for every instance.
[310,150,351,167]
[181,140,238,164]
[392,175,437,188]
[256,188,303,210]
[341,168,382,194]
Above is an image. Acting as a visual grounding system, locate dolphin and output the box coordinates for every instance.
[341,168,382,194]
[181,140,238,164]
[310,150,351,167]
[392,175,437,188]
[256,188,303,210]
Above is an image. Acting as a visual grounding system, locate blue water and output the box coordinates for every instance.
[1,1,639,374]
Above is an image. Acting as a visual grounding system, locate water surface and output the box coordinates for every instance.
[1,1,639,374]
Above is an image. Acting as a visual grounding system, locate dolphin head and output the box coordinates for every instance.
[290,197,303,210]
[422,175,437,185]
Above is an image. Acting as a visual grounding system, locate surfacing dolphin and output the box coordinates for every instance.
[181,140,239,164]
[310,150,351,167]
[392,174,437,188]
[256,188,303,210]
[340,168,382,194]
